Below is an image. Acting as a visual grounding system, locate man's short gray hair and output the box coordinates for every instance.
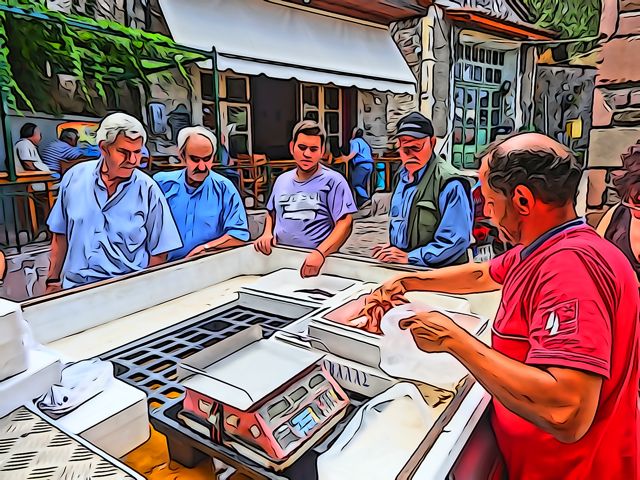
[177,126,217,156]
[95,112,147,147]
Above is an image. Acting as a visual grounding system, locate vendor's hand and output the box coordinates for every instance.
[301,250,325,278]
[187,244,208,258]
[399,311,465,353]
[254,234,275,256]
[360,279,409,333]
[373,245,409,264]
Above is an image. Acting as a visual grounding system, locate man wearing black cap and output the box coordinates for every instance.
[373,112,473,266]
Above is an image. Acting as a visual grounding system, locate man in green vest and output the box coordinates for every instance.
[373,112,473,266]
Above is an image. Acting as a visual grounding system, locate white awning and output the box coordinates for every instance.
[159,0,417,94]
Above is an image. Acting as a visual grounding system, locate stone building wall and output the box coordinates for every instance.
[358,91,389,153]
[534,65,596,153]
[587,0,640,214]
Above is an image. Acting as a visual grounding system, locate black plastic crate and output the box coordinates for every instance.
[100,302,365,479]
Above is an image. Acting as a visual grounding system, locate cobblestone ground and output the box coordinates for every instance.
[0,214,390,302]
[340,214,389,258]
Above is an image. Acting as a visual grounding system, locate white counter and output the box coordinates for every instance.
[22,246,500,479]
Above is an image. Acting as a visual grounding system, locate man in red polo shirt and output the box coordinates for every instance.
[365,133,639,479]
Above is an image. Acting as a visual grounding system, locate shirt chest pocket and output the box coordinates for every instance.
[415,200,439,237]
[109,210,147,250]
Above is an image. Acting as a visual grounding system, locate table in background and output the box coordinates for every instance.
[0,172,58,252]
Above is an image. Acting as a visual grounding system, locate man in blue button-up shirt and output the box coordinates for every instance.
[45,113,182,291]
[154,126,249,261]
[373,113,473,267]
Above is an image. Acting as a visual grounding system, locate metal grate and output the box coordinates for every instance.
[100,301,365,479]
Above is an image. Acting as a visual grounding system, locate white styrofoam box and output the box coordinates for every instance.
[55,378,150,458]
[240,268,364,306]
[273,332,396,398]
[0,299,29,382]
[0,349,62,418]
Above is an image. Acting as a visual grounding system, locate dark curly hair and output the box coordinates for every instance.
[614,143,640,203]
[479,134,583,206]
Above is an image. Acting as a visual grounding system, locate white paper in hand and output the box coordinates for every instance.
[379,303,486,390]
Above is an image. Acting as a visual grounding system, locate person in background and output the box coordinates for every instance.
[14,123,49,174]
[373,112,473,267]
[343,128,374,208]
[597,141,640,283]
[0,250,5,287]
[218,129,241,191]
[45,113,182,292]
[139,146,150,170]
[154,126,249,261]
[41,128,98,178]
[254,120,356,278]
[364,133,638,480]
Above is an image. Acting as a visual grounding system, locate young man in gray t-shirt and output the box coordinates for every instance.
[255,120,357,278]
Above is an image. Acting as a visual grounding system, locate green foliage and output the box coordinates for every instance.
[0,0,206,114]
[522,0,601,55]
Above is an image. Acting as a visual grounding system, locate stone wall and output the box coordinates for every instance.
[386,94,418,148]
[587,0,640,213]
[47,0,146,27]
[390,18,423,81]
[534,65,596,152]
[145,69,195,155]
[358,91,389,153]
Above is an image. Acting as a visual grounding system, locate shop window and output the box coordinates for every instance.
[300,83,342,155]
[201,72,214,101]
[226,77,248,103]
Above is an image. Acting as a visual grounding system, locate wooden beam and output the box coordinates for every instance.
[445,9,557,41]
[280,0,427,24]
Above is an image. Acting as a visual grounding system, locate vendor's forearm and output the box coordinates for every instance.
[447,334,600,443]
[47,233,67,280]
[399,262,500,295]
[317,215,353,257]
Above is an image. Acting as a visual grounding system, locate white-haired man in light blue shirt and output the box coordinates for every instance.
[45,112,182,292]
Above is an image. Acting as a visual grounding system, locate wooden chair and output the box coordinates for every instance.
[237,154,269,207]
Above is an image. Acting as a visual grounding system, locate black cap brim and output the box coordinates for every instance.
[393,131,431,140]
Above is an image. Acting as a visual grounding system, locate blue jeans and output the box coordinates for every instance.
[350,162,374,208]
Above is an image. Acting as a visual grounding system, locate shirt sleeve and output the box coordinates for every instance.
[46,172,71,234]
[16,141,39,162]
[525,250,613,378]
[266,177,279,212]
[349,139,359,157]
[407,180,473,267]
[62,146,88,161]
[221,183,250,241]
[328,175,358,221]
[488,247,522,284]
[146,184,183,256]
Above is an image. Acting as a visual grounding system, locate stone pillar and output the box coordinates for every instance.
[518,46,537,131]
[388,18,422,148]
[419,5,452,140]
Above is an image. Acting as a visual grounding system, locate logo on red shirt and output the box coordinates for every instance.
[544,300,579,337]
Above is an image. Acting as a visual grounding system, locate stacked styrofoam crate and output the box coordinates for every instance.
[0,299,29,382]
